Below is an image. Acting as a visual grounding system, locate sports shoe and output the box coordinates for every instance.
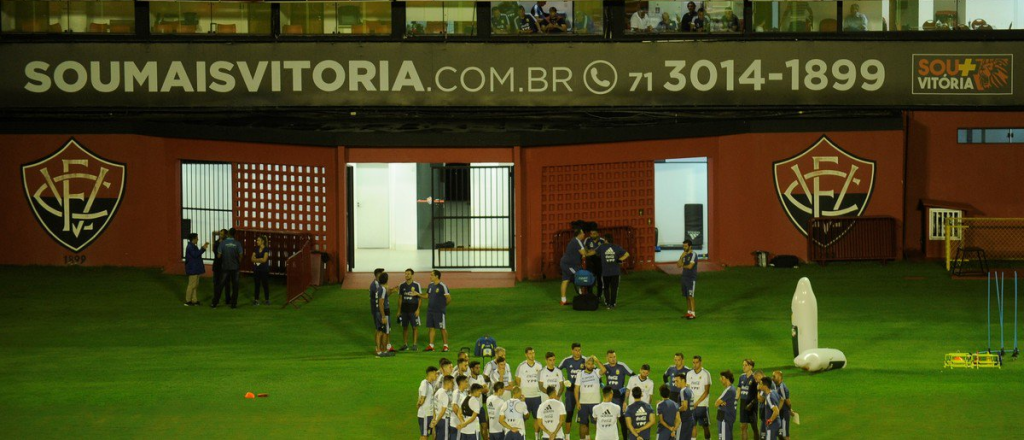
[252,300,260,306]
[210,304,217,309]
[388,346,397,353]
[184,302,191,307]
[399,345,409,351]
[441,345,450,352]
[560,301,569,306]
[425,345,435,352]
[410,345,418,351]
[686,312,696,320]
[384,351,397,357]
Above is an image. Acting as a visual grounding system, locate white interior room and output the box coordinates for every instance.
[351,162,513,272]
[654,157,709,263]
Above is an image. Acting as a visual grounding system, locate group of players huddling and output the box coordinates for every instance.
[415,346,793,440]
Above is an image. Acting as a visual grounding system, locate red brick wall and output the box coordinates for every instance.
[539,162,656,279]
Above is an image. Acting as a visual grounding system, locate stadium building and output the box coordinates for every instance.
[2,0,1023,285]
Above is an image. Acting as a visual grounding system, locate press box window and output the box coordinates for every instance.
[280,1,391,35]
[625,1,742,34]
[149,0,271,35]
[491,1,602,36]
[751,0,838,33]
[405,1,475,37]
[1,0,134,34]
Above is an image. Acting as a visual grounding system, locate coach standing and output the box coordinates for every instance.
[584,228,606,303]
[421,270,451,352]
[213,228,243,309]
[596,234,630,309]
[211,229,226,302]
[676,239,698,319]
[183,233,208,306]
[559,228,587,305]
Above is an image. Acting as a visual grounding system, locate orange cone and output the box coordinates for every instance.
[245,392,256,399]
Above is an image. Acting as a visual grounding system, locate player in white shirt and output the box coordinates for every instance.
[469,361,492,435]
[539,352,566,399]
[537,386,567,440]
[455,358,472,382]
[487,382,509,440]
[686,356,713,440]
[484,347,508,377]
[432,376,454,440]
[489,357,513,400]
[500,387,530,440]
[435,359,455,391]
[574,356,607,440]
[624,364,655,408]
[516,347,545,419]
[458,384,486,440]
[593,386,622,440]
[419,367,440,440]
[451,376,471,440]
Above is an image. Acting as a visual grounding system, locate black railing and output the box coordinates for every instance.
[807,215,897,264]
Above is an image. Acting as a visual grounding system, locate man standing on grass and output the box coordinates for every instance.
[596,234,630,309]
[487,382,508,440]
[470,361,492,435]
[559,342,587,437]
[537,386,568,439]
[771,372,791,440]
[500,386,530,440]
[593,386,621,440]
[737,360,758,440]
[398,268,423,351]
[490,357,513,399]
[435,358,455,390]
[517,347,545,422]
[486,347,508,377]
[675,240,698,319]
[575,355,607,440]
[421,270,451,352]
[714,371,737,440]
[560,229,587,305]
[686,356,712,440]
[373,273,395,358]
[213,228,243,309]
[603,350,634,439]
[655,385,680,440]
[432,375,454,440]
[452,376,471,440]
[584,228,607,304]
[625,365,655,410]
[663,354,691,403]
[625,387,656,440]
[419,366,439,440]
[753,371,771,439]
[540,352,566,403]
[758,378,781,440]
[674,374,694,440]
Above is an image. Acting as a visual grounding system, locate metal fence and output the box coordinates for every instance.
[807,216,897,264]
[430,165,514,269]
[945,218,1024,271]
[180,161,232,262]
[233,229,313,276]
[285,239,314,308]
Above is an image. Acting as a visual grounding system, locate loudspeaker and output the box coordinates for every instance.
[181,219,192,239]
[684,204,704,250]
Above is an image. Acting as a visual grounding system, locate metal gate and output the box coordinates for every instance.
[431,165,514,269]
[181,161,233,262]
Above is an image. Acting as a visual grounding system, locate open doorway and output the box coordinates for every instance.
[349,163,514,272]
[654,158,709,263]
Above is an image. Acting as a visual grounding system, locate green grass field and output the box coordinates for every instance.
[0,262,1019,439]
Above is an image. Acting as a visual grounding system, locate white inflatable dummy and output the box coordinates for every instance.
[791,277,847,372]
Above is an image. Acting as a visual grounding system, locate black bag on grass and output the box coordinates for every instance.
[573,292,599,311]
[770,255,800,268]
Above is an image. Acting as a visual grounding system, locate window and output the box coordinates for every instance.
[928,208,961,241]
[892,0,1023,31]
[627,1,741,34]
[751,0,838,33]
[149,1,271,35]
[406,1,475,37]
[958,128,1024,144]
[280,1,391,35]
[1,0,133,33]
[492,1,602,36]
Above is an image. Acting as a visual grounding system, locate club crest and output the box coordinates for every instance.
[773,136,875,239]
[22,138,126,253]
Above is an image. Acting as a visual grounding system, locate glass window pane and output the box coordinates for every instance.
[68,1,135,34]
[1011,129,1024,144]
[150,1,270,35]
[496,1,599,36]
[1,0,65,33]
[330,2,391,35]
[842,1,888,32]
[984,129,1011,143]
[572,1,603,36]
[752,1,838,33]
[150,1,209,35]
[705,1,743,33]
[214,2,270,35]
[280,2,325,35]
[896,0,1021,31]
[406,1,475,37]
[957,129,968,144]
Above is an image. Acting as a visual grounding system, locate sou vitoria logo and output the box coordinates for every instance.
[21,138,126,253]
[773,136,876,239]
[912,54,1013,95]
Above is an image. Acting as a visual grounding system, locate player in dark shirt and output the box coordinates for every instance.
[559,229,587,305]
[491,7,512,35]
[515,6,539,34]
[676,240,699,319]
[738,359,758,440]
[540,7,567,33]
[397,268,423,351]
[715,370,737,440]
[596,234,630,308]
[663,353,691,402]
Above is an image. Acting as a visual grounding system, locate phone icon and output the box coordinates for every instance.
[590,69,611,88]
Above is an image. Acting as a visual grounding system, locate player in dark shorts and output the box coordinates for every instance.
[714,370,737,440]
[559,229,587,305]
[674,374,694,440]
[373,272,394,358]
[676,240,698,319]
[559,342,586,437]
[397,268,423,351]
[738,359,758,440]
[596,234,630,308]
[584,228,606,303]
[420,270,452,352]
